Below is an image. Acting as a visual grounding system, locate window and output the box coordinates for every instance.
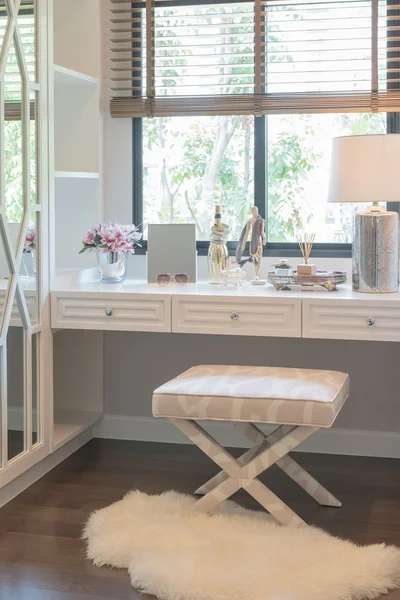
[266,113,387,244]
[109,0,400,253]
[142,115,255,241]
[138,111,389,249]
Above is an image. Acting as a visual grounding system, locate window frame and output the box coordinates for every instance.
[132,0,400,258]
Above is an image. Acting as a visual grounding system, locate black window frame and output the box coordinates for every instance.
[132,0,400,258]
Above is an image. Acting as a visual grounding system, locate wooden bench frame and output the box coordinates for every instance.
[171,419,341,526]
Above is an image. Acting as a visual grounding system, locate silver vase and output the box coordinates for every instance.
[96,250,128,283]
[352,210,399,293]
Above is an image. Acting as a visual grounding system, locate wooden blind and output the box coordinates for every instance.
[1,1,35,120]
[110,0,400,117]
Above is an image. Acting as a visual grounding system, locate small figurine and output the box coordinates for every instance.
[236,206,266,284]
[208,204,229,284]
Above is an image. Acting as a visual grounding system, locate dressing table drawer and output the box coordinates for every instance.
[51,294,171,332]
[172,296,301,337]
[303,299,400,342]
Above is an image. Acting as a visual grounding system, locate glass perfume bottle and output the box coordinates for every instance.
[208,205,230,284]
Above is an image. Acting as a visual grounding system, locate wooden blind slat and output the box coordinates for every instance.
[109,0,400,117]
[146,0,154,98]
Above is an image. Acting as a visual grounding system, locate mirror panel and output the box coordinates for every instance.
[18,0,36,84]
[30,91,37,206]
[20,211,38,326]
[4,36,25,255]
[32,332,38,446]
[7,298,26,461]
[0,230,11,332]
[0,1,8,59]
[0,2,40,469]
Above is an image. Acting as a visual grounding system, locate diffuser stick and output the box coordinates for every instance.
[296,233,316,265]
[296,232,316,276]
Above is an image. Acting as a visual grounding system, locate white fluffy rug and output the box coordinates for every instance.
[83,490,400,600]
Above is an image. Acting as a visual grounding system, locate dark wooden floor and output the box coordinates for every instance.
[0,439,399,600]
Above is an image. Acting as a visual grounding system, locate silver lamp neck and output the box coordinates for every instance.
[365,202,387,214]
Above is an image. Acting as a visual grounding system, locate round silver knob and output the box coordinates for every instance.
[230,312,239,321]
[366,317,375,326]
[105,308,113,317]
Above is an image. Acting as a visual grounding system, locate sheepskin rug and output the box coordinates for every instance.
[83,490,400,600]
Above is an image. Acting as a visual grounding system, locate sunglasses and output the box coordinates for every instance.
[156,273,189,286]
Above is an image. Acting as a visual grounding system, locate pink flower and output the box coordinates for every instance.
[80,221,142,255]
[24,227,36,252]
[82,229,96,246]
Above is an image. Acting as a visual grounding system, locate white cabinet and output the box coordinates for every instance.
[51,283,400,343]
[303,298,400,342]
[0,0,51,494]
[50,0,104,453]
[51,0,102,272]
[172,295,302,337]
[52,293,172,332]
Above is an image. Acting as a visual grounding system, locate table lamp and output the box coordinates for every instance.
[328,134,400,293]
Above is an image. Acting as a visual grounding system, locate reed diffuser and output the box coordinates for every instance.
[296,232,317,276]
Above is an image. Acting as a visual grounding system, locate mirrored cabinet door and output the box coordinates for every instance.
[0,0,47,481]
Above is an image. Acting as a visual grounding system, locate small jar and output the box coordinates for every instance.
[221,259,247,288]
[274,259,293,277]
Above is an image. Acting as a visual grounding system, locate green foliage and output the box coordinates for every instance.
[4,119,36,226]
[267,121,321,241]
[339,113,386,136]
[144,114,254,238]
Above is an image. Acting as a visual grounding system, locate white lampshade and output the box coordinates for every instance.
[328,134,400,204]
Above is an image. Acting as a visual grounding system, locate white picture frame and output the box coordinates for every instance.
[147,224,197,283]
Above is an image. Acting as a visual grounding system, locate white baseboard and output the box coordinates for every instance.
[94,415,400,459]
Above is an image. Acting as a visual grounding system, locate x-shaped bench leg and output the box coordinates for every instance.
[196,422,341,508]
[170,418,319,526]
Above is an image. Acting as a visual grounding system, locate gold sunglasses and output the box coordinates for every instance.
[156,273,189,286]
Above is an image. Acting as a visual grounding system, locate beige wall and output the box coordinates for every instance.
[103,331,399,433]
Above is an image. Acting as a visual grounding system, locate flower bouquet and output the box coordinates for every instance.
[24,227,36,253]
[22,226,36,276]
[80,222,142,283]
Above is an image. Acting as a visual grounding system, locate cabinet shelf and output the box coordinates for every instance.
[53,410,102,451]
[55,171,99,179]
[54,64,99,87]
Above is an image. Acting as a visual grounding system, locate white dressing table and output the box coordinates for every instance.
[51,270,400,342]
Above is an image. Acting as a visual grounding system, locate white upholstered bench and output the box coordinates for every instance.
[152,365,349,527]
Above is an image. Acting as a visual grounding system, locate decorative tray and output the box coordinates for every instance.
[267,270,347,292]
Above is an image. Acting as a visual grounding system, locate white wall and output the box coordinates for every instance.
[103,115,133,224]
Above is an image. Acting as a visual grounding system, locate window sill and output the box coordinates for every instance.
[135,242,352,259]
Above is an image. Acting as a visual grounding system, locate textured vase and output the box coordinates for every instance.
[352,210,399,293]
[96,250,128,283]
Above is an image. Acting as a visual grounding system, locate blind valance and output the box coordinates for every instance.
[109,0,400,117]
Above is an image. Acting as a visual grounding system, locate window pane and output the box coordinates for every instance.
[154,2,255,97]
[143,116,254,240]
[267,113,387,243]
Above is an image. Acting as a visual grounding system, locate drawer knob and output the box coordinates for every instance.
[230,312,239,321]
[366,317,375,326]
[105,308,113,317]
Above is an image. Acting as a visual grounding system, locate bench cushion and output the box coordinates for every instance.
[152,365,349,427]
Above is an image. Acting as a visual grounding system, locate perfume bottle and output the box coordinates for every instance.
[208,205,230,284]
